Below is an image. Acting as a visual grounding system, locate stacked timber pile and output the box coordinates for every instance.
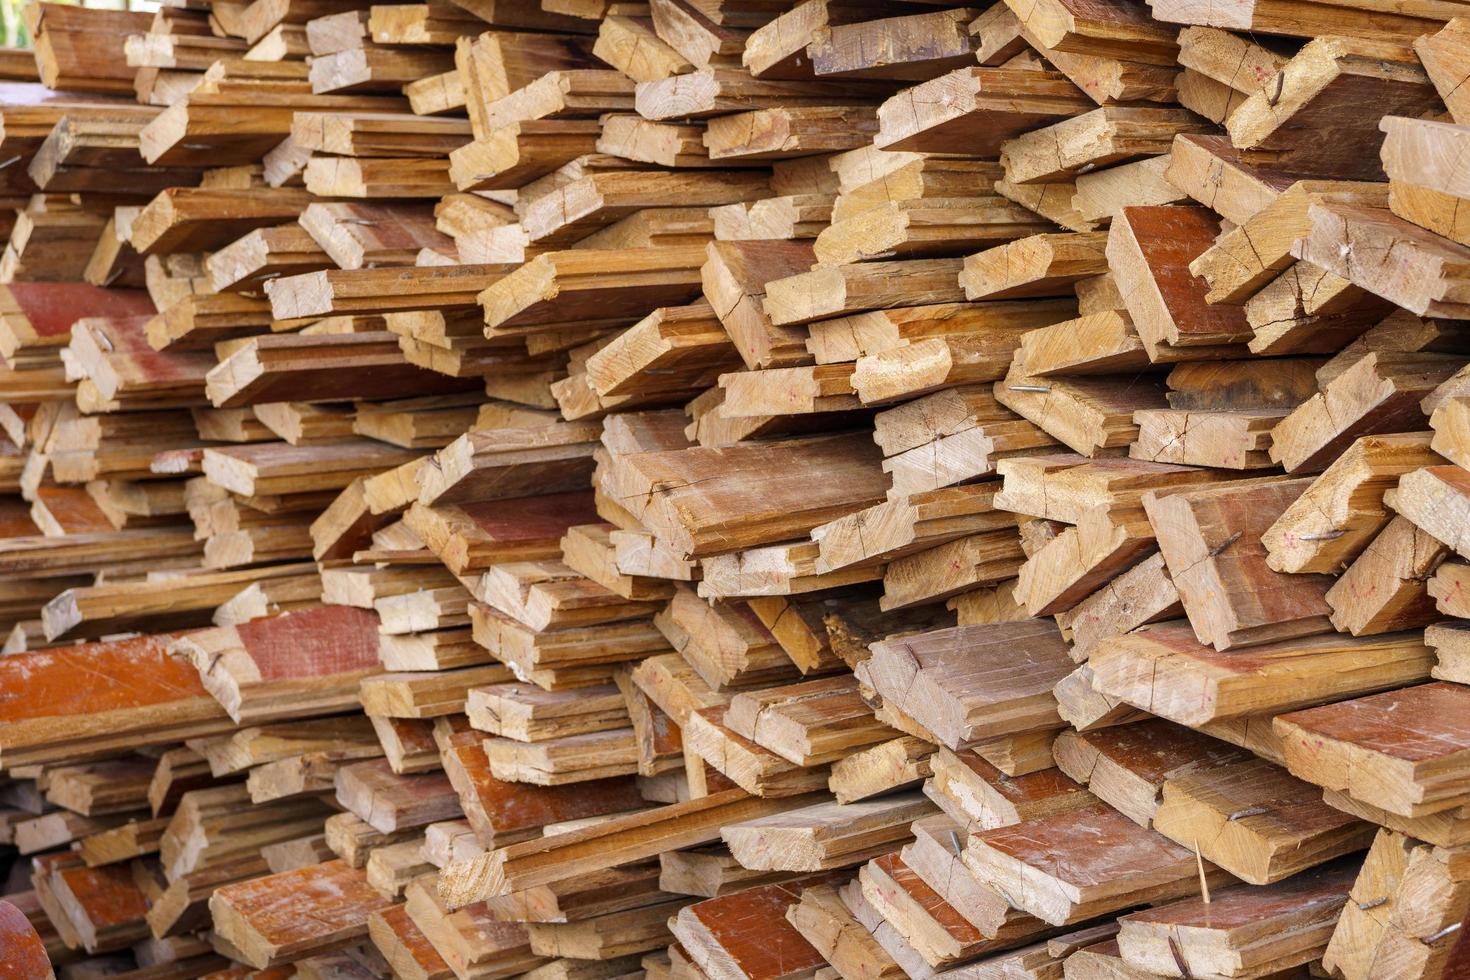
[3,0,1470,977]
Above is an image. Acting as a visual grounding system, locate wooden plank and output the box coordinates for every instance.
[298,201,450,267]
[994,453,1216,523]
[1397,465,1470,562]
[523,169,768,246]
[35,858,152,953]
[1163,132,1303,225]
[131,187,315,255]
[857,852,1006,969]
[610,433,886,559]
[369,903,453,980]
[1321,828,1470,980]
[1106,205,1251,360]
[1148,0,1445,43]
[0,898,52,979]
[210,860,393,969]
[1013,504,1154,616]
[900,815,1029,941]
[997,363,1165,458]
[1295,202,1470,319]
[684,705,828,798]
[172,605,382,723]
[742,0,891,78]
[808,9,978,80]
[1001,108,1207,185]
[723,794,932,872]
[1090,621,1435,726]
[439,789,828,907]
[1115,859,1356,978]
[1143,476,1335,651]
[1056,551,1181,663]
[1414,18,1470,124]
[449,120,602,191]
[1225,37,1438,180]
[828,737,933,806]
[701,240,815,370]
[964,803,1228,926]
[1275,682,1470,819]
[673,877,839,980]
[812,485,1015,575]
[865,620,1072,749]
[28,4,153,92]
[1151,757,1375,885]
[336,757,461,834]
[406,493,599,575]
[1190,181,1387,305]
[266,263,507,319]
[1431,616,1470,683]
[1269,352,1459,474]
[814,197,1051,267]
[927,747,1094,831]
[785,883,904,980]
[1262,431,1441,574]
[1052,720,1251,827]
[960,232,1108,301]
[480,246,705,334]
[0,633,234,767]
[874,67,1093,155]
[207,332,479,408]
[765,257,967,327]
[440,731,644,848]
[635,68,882,119]
[0,282,152,365]
[1014,309,1149,377]
[415,422,599,507]
[724,675,898,767]
[1326,514,1448,635]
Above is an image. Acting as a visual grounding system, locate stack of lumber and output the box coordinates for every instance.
[4,0,1470,978]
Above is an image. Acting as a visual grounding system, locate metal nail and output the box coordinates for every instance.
[1210,531,1243,557]
[1226,805,1269,821]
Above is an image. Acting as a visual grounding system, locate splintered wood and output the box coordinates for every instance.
[3,0,1470,978]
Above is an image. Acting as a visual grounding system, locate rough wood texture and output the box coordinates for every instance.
[0,634,233,766]
[1269,352,1460,474]
[1322,828,1470,980]
[440,790,826,906]
[875,67,1093,155]
[1107,205,1250,361]
[210,860,392,968]
[1052,720,1251,828]
[1144,477,1334,650]
[1263,432,1441,574]
[1090,622,1435,726]
[1275,682,1470,819]
[866,620,1072,749]
[171,605,382,723]
[1116,859,1356,978]
[965,803,1227,926]
[1151,757,1375,885]
[8,3,1470,974]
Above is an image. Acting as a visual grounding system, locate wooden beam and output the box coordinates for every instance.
[439,789,827,907]
[1090,621,1434,727]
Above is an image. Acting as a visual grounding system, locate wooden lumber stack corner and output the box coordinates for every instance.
[0,0,1469,978]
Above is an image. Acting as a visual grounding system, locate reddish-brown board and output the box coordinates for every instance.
[0,899,52,980]
[6,282,153,337]
[236,605,382,681]
[0,632,231,764]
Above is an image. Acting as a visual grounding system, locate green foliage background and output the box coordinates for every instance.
[1,0,32,48]
[0,0,160,50]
